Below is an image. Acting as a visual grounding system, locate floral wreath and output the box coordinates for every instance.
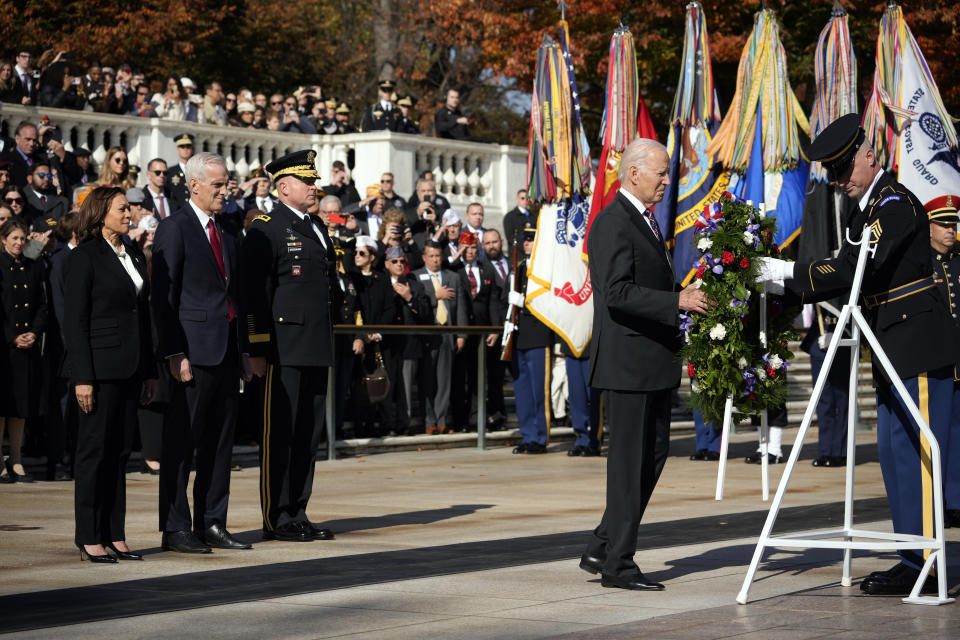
[679,193,798,426]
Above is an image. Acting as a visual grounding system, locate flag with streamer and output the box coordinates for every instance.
[525,18,594,356]
[588,25,657,238]
[863,2,960,205]
[658,1,731,286]
[705,6,810,250]
[798,1,858,264]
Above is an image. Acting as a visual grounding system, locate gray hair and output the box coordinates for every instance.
[618,138,668,183]
[416,177,435,191]
[320,194,342,209]
[184,152,227,183]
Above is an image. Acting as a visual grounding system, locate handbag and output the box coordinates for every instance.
[361,346,390,404]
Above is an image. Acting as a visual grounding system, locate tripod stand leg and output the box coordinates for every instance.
[716,395,734,501]
[841,323,860,586]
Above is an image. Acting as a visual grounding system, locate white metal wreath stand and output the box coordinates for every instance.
[736,225,954,606]
[716,202,771,502]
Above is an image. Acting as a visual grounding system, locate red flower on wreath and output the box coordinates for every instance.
[739,257,750,269]
[687,363,696,378]
[721,251,734,265]
[766,366,776,379]
[696,264,707,279]
[771,243,780,256]
[748,392,756,400]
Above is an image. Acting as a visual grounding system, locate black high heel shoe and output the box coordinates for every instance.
[76,543,118,564]
[106,542,143,561]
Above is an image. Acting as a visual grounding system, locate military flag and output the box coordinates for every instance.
[863,2,960,205]
[797,0,858,265]
[525,17,593,356]
[705,6,810,251]
[658,1,731,286]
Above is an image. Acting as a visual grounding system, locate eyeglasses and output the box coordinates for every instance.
[4,197,23,204]
[356,250,369,257]
[381,179,393,184]
[387,259,405,264]
[36,172,51,179]
[151,170,165,176]
[271,100,283,105]
[112,157,128,164]
[137,91,149,96]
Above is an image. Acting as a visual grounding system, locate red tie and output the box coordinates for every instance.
[496,260,506,282]
[40,195,46,206]
[157,195,166,218]
[467,265,478,299]
[207,219,236,321]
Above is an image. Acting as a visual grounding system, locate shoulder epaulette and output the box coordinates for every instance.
[253,214,271,223]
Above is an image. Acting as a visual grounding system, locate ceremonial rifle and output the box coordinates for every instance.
[500,229,521,361]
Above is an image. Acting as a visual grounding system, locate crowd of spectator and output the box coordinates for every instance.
[0,46,478,139]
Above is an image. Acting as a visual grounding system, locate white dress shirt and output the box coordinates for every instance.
[106,238,144,294]
[189,201,215,246]
[618,187,671,263]
[858,170,885,212]
[289,207,328,250]
[147,186,171,218]
[256,196,274,213]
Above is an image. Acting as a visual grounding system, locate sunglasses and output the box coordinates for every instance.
[151,170,165,176]
[381,179,393,183]
[4,197,23,204]
[356,250,369,257]
[36,172,51,179]
[387,258,405,264]
[271,100,283,105]
[112,157,128,164]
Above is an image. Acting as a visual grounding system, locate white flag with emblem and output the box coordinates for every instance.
[526,196,593,356]
[896,28,960,204]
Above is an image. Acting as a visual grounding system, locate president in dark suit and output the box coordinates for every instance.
[152,152,253,554]
[579,138,709,591]
[241,149,336,543]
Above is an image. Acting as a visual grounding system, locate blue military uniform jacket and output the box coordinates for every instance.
[240,202,335,368]
[789,171,958,381]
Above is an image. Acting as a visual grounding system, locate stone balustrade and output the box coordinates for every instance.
[0,104,527,226]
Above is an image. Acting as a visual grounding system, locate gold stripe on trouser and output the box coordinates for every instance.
[544,349,552,444]
[260,364,274,531]
[918,374,933,563]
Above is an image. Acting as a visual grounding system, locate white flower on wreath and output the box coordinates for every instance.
[738,356,748,368]
[697,237,713,251]
[685,333,691,344]
[768,354,784,370]
[743,231,756,245]
[693,278,703,289]
[691,381,701,393]
[757,368,767,381]
[709,324,726,340]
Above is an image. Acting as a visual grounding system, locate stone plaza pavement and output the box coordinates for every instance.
[1,429,958,639]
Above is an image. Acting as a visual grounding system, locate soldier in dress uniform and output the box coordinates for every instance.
[756,113,958,595]
[396,96,421,134]
[240,149,336,543]
[318,99,339,135]
[925,195,960,528]
[507,223,552,454]
[361,80,401,132]
[167,133,194,211]
[334,103,357,134]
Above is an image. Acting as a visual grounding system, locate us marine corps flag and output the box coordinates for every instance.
[658,1,731,286]
[863,2,960,204]
[525,18,593,356]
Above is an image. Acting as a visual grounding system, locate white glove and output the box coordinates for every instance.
[503,321,516,334]
[764,279,784,295]
[508,291,525,308]
[817,332,833,350]
[756,257,795,283]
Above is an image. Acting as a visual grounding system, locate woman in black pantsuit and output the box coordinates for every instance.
[0,217,47,484]
[64,186,157,563]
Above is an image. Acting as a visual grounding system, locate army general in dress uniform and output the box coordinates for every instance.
[240,150,336,543]
[757,113,959,595]
[926,195,960,528]
[360,80,400,133]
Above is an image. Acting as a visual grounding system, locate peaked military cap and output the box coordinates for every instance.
[174,132,195,147]
[925,195,960,225]
[335,102,351,115]
[266,149,321,181]
[808,113,865,182]
[378,80,396,92]
[397,95,413,108]
[324,98,337,109]
[522,220,537,240]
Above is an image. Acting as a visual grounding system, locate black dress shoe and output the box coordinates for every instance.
[525,442,547,454]
[812,455,846,467]
[744,452,783,464]
[944,509,960,528]
[76,543,118,563]
[512,443,528,454]
[305,521,335,540]
[106,543,143,560]
[199,523,252,550]
[5,460,33,483]
[866,562,911,580]
[860,565,937,595]
[579,554,604,575]
[264,522,313,542]
[162,530,213,554]
[601,572,665,591]
[568,445,584,457]
[689,449,708,461]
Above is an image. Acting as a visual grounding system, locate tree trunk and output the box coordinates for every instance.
[373,0,398,85]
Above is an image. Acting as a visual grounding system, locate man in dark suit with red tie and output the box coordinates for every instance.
[152,151,254,554]
[241,149,336,543]
[579,138,709,591]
